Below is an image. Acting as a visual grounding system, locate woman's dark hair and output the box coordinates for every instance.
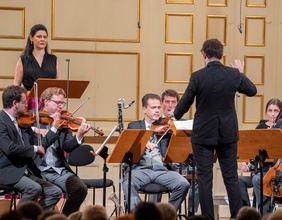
[201,38,223,60]
[265,98,282,113]
[23,24,49,57]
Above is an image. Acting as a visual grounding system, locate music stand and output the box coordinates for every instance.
[162,121,195,216]
[28,78,90,98]
[107,129,153,212]
[237,129,282,215]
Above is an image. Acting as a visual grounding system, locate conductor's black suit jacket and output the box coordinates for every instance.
[174,61,257,145]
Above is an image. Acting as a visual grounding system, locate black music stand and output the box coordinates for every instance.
[93,126,118,208]
[107,129,153,212]
[162,121,194,217]
[28,78,90,98]
[237,129,282,215]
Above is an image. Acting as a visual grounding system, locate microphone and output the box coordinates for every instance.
[123,100,135,109]
[237,25,243,34]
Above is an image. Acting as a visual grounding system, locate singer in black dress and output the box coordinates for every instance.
[14,24,61,109]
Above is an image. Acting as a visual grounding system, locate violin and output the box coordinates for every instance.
[152,117,171,135]
[17,110,104,136]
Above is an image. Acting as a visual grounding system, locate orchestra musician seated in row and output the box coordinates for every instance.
[0,85,62,210]
[32,87,91,216]
[149,89,200,216]
[239,98,282,215]
[122,93,190,212]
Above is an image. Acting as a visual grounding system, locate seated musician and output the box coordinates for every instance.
[154,89,200,216]
[122,93,190,212]
[35,87,91,216]
[239,98,282,215]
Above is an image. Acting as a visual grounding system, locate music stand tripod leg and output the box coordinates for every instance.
[123,152,133,213]
[257,149,268,216]
[99,147,109,207]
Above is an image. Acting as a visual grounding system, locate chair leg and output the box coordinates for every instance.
[10,191,17,210]
[93,188,96,205]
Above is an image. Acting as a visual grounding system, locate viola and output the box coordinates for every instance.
[263,159,282,197]
[17,110,104,136]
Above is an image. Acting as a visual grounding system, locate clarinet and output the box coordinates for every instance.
[117,99,124,133]
[117,98,135,212]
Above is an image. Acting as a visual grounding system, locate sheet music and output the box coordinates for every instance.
[173,120,193,130]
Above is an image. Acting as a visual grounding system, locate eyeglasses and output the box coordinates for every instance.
[19,100,27,105]
[50,99,66,107]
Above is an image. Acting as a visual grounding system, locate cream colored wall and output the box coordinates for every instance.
[0,0,282,216]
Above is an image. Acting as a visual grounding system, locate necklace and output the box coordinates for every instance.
[32,53,44,59]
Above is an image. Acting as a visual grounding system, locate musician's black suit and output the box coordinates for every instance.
[0,110,62,209]
[38,125,88,216]
[174,61,257,219]
[122,119,189,212]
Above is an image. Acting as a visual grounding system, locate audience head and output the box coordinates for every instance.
[81,205,108,220]
[156,203,177,220]
[67,211,82,220]
[45,213,67,220]
[133,202,162,220]
[236,206,261,220]
[16,200,43,220]
[267,209,282,220]
[37,210,58,220]
[0,210,22,220]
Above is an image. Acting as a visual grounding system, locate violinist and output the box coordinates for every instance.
[149,89,200,217]
[36,87,91,216]
[0,85,62,210]
[161,89,200,217]
[239,98,282,215]
[122,93,189,212]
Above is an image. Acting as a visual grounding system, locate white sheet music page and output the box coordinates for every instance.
[173,120,193,130]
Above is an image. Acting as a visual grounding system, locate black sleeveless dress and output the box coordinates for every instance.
[20,53,57,91]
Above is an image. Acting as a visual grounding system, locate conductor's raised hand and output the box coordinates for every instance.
[230,59,244,73]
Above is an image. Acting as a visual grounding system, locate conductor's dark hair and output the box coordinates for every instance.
[201,38,223,60]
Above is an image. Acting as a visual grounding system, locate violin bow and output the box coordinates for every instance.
[57,97,90,128]
[34,82,42,146]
